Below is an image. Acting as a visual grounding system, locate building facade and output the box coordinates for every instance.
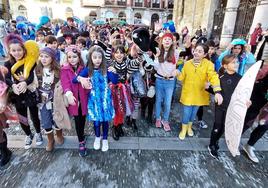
[0,0,11,20]
[101,0,174,27]
[173,0,268,48]
[173,0,218,38]
[9,0,104,23]
[9,0,174,26]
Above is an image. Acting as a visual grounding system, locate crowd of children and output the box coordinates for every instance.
[0,16,267,167]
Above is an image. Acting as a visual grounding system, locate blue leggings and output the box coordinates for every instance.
[93,121,109,140]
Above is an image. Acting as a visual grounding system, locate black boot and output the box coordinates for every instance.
[112,126,119,141]
[0,141,12,167]
[118,124,124,137]
[132,119,138,130]
[126,116,131,126]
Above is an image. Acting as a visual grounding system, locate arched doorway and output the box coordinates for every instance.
[105,11,114,22]
[18,5,27,18]
[151,13,159,29]
[65,7,73,18]
[134,12,142,24]
[118,11,126,21]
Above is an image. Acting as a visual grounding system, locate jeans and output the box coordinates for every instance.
[40,104,54,130]
[182,105,199,124]
[155,78,175,122]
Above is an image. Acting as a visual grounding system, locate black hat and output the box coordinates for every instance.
[132,27,150,52]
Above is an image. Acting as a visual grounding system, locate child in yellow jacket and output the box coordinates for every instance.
[175,44,223,140]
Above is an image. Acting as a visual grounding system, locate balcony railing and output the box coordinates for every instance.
[118,1,126,6]
[152,3,160,8]
[105,0,116,6]
[134,2,143,7]
[168,3,174,9]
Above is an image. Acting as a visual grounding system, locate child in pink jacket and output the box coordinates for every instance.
[60,45,89,157]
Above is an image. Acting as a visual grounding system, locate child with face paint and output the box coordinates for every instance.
[107,44,143,140]
[153,32,180,132]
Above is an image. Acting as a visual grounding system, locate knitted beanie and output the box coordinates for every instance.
[40,47,56,60]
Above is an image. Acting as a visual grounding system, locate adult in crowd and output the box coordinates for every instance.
[250,23,262,54]
[61,17,80,38]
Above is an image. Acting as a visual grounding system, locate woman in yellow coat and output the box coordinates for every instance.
[176,44,223,140]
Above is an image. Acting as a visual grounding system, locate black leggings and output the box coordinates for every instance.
[74,105,86,142]
[16,105,41,136]
[197,106,203,121]
[247,123,268,146]
[209,107,226,147]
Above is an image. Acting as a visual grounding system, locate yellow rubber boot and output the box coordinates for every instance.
[187,122,194,137]
[179,124,188,140]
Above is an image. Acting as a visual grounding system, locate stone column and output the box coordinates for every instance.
[250,0,268,33]
[220,0,240,48]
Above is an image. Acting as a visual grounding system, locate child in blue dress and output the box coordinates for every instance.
[74,46,115,152]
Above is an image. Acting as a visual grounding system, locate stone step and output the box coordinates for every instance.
[7,135,268,152]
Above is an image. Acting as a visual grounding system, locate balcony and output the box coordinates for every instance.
[134,2,143,7]
[168,3,174,9]
[105,0,116,6]
[117,1,126,6]
[152,3,160,8]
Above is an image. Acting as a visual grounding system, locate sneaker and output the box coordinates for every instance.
[162,121,171,132]
[208,145,219,160]
[25,134,34,149]
[243,144,259,163]
[79,141,87,157]
[155,119,162,128]
[101,139,109,152]
[93,137,101,150]
[198,120,208,129]
[35,133,43,146]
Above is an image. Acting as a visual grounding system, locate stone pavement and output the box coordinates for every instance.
[7,135,268,152]
[0,149,268,188]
